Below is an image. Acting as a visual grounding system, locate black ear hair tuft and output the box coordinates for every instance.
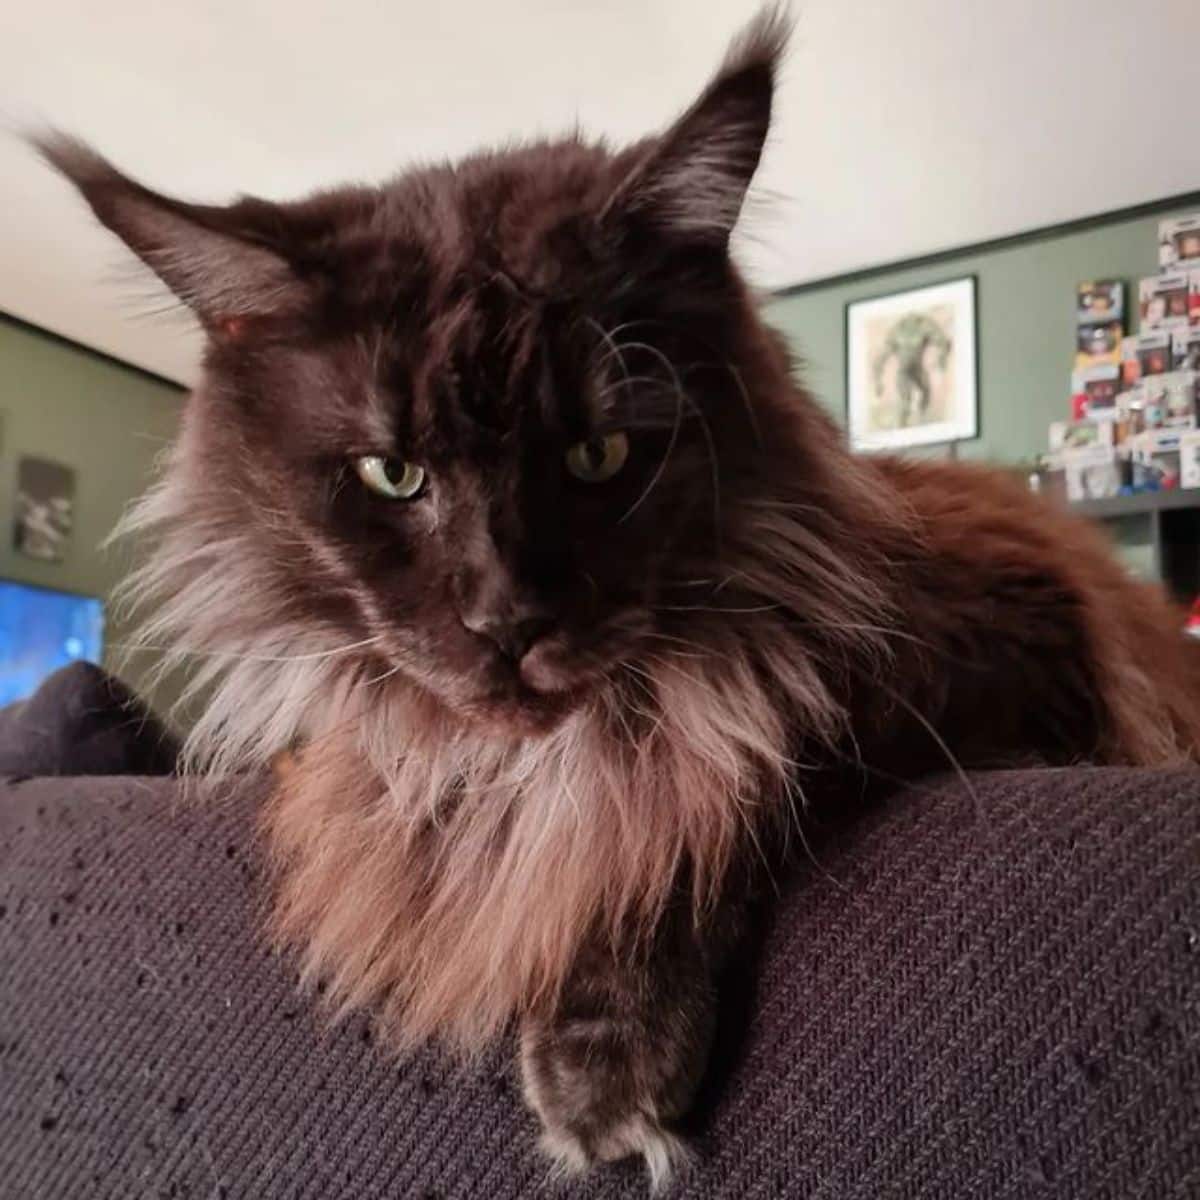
[607,5,790,246]
[33,131,310,326]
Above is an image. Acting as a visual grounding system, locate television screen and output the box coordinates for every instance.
[0,578,105,706]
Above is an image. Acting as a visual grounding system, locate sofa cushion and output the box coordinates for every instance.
[0,662,177,777]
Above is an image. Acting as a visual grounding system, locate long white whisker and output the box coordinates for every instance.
[110,635,384,664]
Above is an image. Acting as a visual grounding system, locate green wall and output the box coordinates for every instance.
[763,202,1197,465]
[0,315,184,695]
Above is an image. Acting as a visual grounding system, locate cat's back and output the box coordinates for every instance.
[868,453,1184,609]
[871,453,1115,567]
[865,453,1200,765]
[868,451,1174,619]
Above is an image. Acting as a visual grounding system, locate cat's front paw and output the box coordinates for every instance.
[519,1019,697,1191]
[538,1108,689,1191]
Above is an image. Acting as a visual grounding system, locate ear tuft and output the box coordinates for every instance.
[33,132,118,195]
[718,3,792,81]
[32,130,309,326]
[609,5,790,245]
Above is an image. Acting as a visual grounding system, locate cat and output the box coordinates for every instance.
[40,7,1200,1187]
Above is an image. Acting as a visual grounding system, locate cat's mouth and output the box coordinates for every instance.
[467,668,580,737]
[517,635,580,696]
[521,609,651,695]
[462,610,652,733]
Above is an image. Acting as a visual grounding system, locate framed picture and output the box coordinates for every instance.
[14,456,75,563]
[846,276,979,451]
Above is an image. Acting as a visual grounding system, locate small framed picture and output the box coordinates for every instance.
[846,276,979,452]
[14,456,75,563]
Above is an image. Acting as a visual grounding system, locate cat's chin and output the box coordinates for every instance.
[462,685,579,738]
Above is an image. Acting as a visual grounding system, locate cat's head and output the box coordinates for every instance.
[42,11,831,736]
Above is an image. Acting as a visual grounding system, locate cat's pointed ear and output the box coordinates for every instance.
[34,133,310,328]
[606,7,788,245]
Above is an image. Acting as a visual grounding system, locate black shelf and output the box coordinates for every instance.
[1067,488,1200,602]
[1068,488,1200,520]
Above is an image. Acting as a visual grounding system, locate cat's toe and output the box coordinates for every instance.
[539,1111,690,1191]
[521,1019,695,1189]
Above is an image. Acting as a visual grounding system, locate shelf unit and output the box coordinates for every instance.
[1068,489,1200,602]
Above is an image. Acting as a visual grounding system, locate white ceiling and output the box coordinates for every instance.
[1,0,1197,387]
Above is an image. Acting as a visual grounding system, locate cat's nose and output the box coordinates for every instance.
[461,610,556,663]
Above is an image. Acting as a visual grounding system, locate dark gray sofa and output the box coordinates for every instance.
[3,759,1198,1198]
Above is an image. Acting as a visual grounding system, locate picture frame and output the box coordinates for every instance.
[845,276,979,452]
[14,455,75,563]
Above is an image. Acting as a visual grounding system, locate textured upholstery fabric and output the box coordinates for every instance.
[1,768,1197,1199]
[0,664,178,778]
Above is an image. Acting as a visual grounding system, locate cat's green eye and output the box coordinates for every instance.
[565,431,629,483]
[354,455,427,500]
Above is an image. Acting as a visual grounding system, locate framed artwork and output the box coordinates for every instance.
[846,276,979,451]
[14,456,75,563]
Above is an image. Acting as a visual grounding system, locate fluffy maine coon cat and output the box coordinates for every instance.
[41,9,1200,1187]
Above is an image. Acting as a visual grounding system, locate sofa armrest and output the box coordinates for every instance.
[1,767,1197,1198]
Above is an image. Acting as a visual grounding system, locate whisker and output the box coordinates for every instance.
[595,317,762,450]
[643,631,721,658]
[362,662,405,688]
[610,337,723,543]
[591,374,664,404]
[719,358,762,449]
[781,775,847,894]
[585,317,637,413]
[732,788,776,892]
[656,603,783,615]
[874,681,982,822]
[111,634,384,665]
[619,369,684,524]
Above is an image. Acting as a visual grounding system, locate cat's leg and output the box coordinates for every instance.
[518,901,737,1188]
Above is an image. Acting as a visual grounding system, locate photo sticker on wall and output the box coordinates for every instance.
[1076,280,1125,325]
[1139,274,1193,330]
[14,456,75,563]
[1158,214,1200,272]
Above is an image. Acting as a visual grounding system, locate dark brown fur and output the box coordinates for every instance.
[39,8,1200,1186]
[862,458,1200,772]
